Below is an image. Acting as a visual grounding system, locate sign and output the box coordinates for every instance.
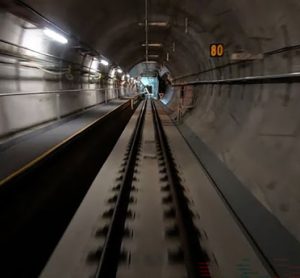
[210,44,224,57]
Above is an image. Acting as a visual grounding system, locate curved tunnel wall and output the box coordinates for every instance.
[162,1,300,242]
[175,82,300,242]
[0,0,299,242]
[0,10,134,138]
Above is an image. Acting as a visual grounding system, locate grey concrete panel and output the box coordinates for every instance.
[176,122,300,277]
[0,99,128,183]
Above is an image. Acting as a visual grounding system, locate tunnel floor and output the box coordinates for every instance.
[40,99,300,278]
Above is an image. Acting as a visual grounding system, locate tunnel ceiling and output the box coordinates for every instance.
[12,0,300,76]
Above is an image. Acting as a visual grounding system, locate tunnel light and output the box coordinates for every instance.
[142,43,163,47]
[43,28,68,44]
[138,22,169,27]
[90,59,99,72]
[126,74,130,78]
[230,52,264,61]
[117,69,123,74]
[143,61,158,64]
[100,59,109,66]
[148,54,159,58]
[110,68,116,77]
[22,29,44,57]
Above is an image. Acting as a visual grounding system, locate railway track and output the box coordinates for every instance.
[41,98,277,278]
[94,99,210,278]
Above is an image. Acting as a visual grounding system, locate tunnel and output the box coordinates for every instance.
[0,0,300,277]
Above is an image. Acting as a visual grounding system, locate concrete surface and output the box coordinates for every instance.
[159,104,272,278]
[176,83,300,244]
[40,103,143,278]
[0,99,128,183]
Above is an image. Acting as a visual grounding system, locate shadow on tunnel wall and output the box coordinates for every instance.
[166,82,300,244]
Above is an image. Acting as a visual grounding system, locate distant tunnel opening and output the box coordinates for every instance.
[129,61,173,100]
[140,76,159,98]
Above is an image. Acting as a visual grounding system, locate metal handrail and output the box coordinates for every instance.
[0,88,106,97]
[173,44,300,82]
[0,38,65,62]
[0,39,92,71]
[0,87,122,120]
[173,72,300,86]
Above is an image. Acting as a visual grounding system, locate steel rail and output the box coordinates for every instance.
[151,100,210,278]
[95,100,147,278]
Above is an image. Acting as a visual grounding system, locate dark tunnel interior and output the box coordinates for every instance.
[0,0,300,277]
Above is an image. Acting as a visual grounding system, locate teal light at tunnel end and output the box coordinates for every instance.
[140,76,159,99]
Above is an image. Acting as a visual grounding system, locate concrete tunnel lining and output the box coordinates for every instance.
[0,0,300,267]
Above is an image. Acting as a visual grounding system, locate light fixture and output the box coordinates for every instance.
[110,68,116,77]
[148,54,159,58]
[143,61,158,64]
[90,59,99,72]
[138,22,169,27]
[22,28,44,57]
[43,28,68,44]
[185,17,189,34]
[126,74,130,78]
[117,68,123,74]
[142,43,163,47]
[100,59,109,66]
